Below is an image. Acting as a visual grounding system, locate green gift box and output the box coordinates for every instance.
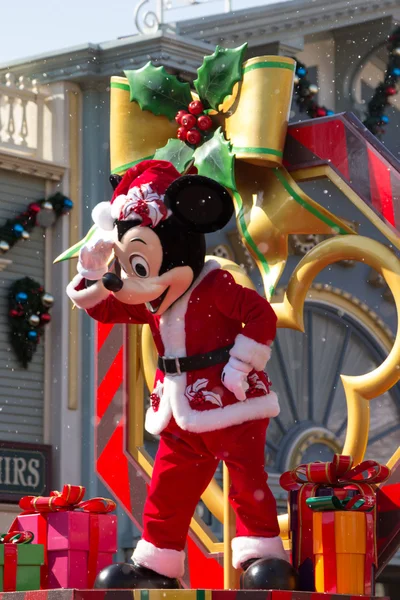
[0,543,44,591]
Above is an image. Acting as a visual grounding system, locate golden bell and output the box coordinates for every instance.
[223,55,296,167]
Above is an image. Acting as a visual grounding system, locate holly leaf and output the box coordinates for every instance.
[193,127,236,190]
[154,139,194,173]
[125,62,192,121]
[193,44,247,110]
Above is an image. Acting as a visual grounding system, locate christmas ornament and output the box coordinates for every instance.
[13,224,24,237]
[0,193,73,255]
[41,293,55,307]
[293,59,333,120]
[15,292,28,303]
[8,277,54,367]
[28,314,40,326]
[364,25,400,136]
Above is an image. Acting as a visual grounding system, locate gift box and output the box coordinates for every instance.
[280,454,389,593]
[0,532,44,592]
[313,510,375,594]
[12,485,117,589]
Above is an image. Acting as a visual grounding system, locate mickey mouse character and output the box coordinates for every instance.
[67,160,297,590]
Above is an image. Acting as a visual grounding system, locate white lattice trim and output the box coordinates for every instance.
[230,334,272,371]
[232,535,288,569]
[66,274,109,310]
[133,539,185,579]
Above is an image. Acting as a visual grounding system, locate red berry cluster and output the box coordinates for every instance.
[175,101,213,146]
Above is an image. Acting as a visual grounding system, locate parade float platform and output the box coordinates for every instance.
[0,591,389,600]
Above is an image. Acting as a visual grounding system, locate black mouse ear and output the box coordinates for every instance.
[110,174,122,191]
[164,175,234,234]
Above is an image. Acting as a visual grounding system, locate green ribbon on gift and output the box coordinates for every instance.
[306,495,367,511]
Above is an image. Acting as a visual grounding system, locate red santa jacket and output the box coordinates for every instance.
[72,260,279,435]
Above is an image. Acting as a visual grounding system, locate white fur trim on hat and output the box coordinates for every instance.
[231,535,288,569]
[230,333,272,372]
[133,539,185,579]
[91,201,114,231]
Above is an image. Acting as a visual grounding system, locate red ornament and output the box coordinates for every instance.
[175,110,188,125]
[197,115,213,131]
[316,107,327,117]
[9,309,20,318]
[40,313,51,324]
[188,100,204,115]
[28,203,41,214]
[386,86,397,96]
[177,127,188,141]
[186,129,202,145]
[181,113,197,129]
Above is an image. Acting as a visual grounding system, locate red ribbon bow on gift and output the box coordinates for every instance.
[18,484,116,514]
[0,531,34,544]
[280,454,390,510]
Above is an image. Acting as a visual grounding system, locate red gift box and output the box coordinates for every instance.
[280,454,389,593]
[11,484,117,589]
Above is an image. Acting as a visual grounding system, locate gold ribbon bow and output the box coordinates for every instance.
[55,53,353,298]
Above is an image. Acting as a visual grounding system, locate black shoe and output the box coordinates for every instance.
[94,562,181,589]
[240,557,298,590]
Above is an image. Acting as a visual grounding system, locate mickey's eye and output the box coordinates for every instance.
[130,255,150,278]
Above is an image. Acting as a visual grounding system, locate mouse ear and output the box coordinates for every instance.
[164,175,234,233]
[110,174,122,191]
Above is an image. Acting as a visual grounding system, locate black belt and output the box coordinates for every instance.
[158,344,233,376]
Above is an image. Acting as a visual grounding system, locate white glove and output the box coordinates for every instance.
[77,239,114,280]
[221,356,252,401]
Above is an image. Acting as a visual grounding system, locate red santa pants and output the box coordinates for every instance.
[142,417,280,552]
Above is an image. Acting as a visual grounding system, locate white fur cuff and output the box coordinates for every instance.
[66,274,109,310]
[232,535,288,569]
[230,334,272,372]
[133,539,185,579]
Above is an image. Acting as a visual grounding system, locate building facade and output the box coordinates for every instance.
[0,0,399,594]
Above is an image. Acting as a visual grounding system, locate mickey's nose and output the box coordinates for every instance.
[102,273,123,292]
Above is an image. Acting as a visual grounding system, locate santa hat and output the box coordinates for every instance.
[92,160,181,232]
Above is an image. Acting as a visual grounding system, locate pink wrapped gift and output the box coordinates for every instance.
[12,485,117,589]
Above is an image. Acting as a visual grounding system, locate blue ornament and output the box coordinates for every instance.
[27,330,38,341]
[326,110,335,116]
[15,292,28,303]
[392,67,400,77]
[63,198,73,210]
[13,223,24,237]
[297,66,306,77]
[381,115,389,124]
